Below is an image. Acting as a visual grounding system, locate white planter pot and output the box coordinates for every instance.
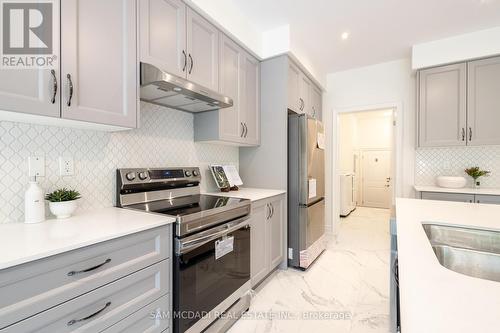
[49,200,78,219]
[436,176,467,189]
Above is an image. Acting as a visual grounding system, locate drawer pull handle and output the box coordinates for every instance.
[67,258,111,276]
[67,302,111,326]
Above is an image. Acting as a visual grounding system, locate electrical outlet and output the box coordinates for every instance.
[28,156,45,177]
[59,157,74,176]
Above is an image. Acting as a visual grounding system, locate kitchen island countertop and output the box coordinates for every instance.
[396,198,500,333]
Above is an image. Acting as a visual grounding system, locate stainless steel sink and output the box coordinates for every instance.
[423,224,500,282]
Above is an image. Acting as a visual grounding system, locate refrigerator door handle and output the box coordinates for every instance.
[299,197,325,208]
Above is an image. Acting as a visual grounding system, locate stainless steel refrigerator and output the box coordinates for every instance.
[288,114,326,270]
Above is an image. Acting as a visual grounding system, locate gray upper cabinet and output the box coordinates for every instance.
[0,0,137,129]
[218,34,242,143]
[287,59,321,118]
[0,0,60,119]
[311,85,322,120]
[139,0,186,78]
[287,62,301,112]
[241,52,260,145]
[418,63,466,147]
[61,0,137,128]
[299,74,312,116]
[194,34,260,146]
[139,2,219,91]
[417,55,500,148]
[186,8,219,91]
[467,56,500,146]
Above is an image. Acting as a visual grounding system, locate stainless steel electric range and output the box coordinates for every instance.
[116,167,252,333]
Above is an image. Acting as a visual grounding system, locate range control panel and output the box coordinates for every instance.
[117,167,201,185]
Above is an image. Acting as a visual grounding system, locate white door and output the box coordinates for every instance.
[361,150,391,208]
[139,0,187,78]
[61,0,137,128]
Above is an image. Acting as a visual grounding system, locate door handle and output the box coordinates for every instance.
[182,50,187,72]
[67,302,111,326]
[67,258,111,276]
[240,123,244,137]
[299,98,304,111]
[50,69,57,104]
[243,123,248,138]
[469,127,472,141]
[66,74,73,107]
[461,128,465,141]
[188,54,193,74]
[270,203,274,218]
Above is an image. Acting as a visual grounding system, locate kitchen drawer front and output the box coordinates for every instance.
[2,261,169,333]
[420,192,474,203]
[101,294,170,333]
[0,225,171,329]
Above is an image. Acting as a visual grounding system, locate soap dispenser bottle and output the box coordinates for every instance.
[25,176,45,223]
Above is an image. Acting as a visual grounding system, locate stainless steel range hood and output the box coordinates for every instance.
[139,62,233,113]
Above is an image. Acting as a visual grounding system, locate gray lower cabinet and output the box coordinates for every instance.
[0,225,172,332]
[101,295,170,333]
[475,195,500,205]
[250,194,285,287]
[420,191,500,205]
[420,192,474,203]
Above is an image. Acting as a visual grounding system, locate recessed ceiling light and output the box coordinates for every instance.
[341,32,350,40]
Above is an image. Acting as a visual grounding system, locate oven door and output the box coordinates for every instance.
[173,216,250,333]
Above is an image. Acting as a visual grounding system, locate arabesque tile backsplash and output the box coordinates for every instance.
[0,102,238,223]
[415,146,500,188]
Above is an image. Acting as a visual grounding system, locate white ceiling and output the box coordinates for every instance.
[230,0,500,74]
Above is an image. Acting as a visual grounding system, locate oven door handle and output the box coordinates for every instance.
[177,216,250,255]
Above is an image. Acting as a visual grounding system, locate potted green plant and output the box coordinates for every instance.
[464,167,491,189]
[45,188,81,219]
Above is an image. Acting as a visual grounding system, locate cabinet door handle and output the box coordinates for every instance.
[182,50,187,72]
[461,128,465,141]
[270,203,274,218]
[67,258,111,276]
[67,302,111,326]
[244,123,248,138]
[240,123,244,137]
[312,106,316,117]
[299,98,304,111]
[50,69,57,104]
[188,54,193,74]
[66,74,73,107]
[469,127,472,141]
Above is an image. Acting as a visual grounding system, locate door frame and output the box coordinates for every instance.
[332,102,402,235]
[359,148,393,208]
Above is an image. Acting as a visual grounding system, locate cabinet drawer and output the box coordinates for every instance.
[0,225,171,328]
[2,261,169,333]
[420,192,474,203]
[102,294,170,333]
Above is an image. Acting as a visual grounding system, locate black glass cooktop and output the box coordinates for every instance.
[126,194,248,217]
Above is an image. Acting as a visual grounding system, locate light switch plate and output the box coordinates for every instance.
[59,157,74,176]
[28,156,45,177]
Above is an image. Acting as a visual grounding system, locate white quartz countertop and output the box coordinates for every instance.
[396,198,500,333]
[414,185,500,196]
[0,207,175,270]
[203,187,286,202]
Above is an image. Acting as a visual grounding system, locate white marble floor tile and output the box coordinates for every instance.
[228,207,391,333]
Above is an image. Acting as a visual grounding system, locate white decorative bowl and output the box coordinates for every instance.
[436,176,467,189]
[49,200,78,219]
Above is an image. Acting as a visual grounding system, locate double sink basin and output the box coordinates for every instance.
[423,223,500,283]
